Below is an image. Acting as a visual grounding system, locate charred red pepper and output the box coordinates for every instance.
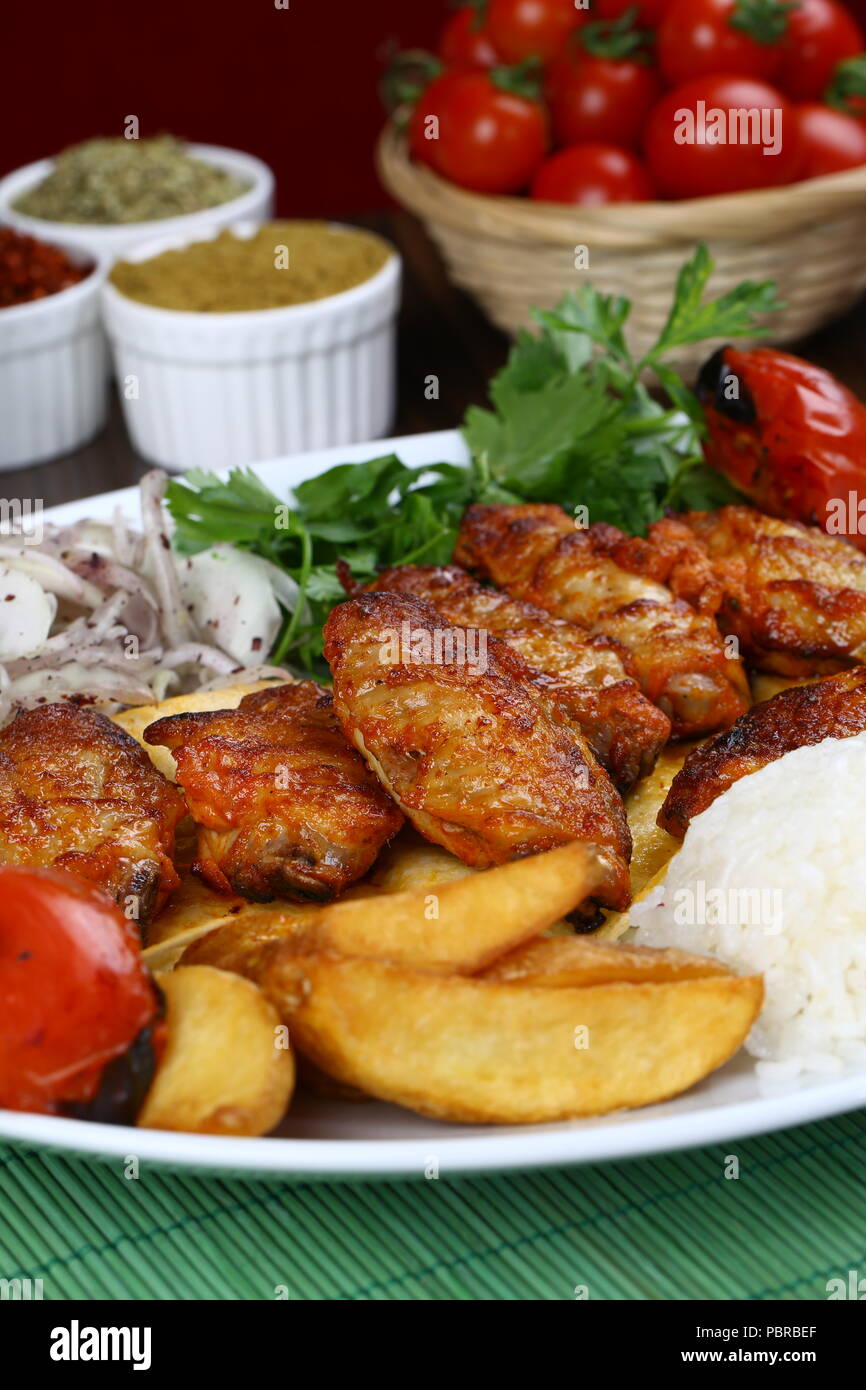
[0,866,164,1121]
[698,346,866,551]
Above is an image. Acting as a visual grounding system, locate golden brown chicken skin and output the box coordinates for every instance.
[145,682,403,903]
[658,667,866,838]
[0,702,185,925]
[323,592,632,912]
[651,506,866,676]
[340,561,671,791]
[455,504,749,739]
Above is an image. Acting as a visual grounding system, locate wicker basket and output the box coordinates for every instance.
[377,123,866,378]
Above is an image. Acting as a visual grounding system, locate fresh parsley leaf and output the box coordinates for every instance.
[469,243,776,533]
[533,287,632,369]
[647,244,782,363]
[166,245,777,673]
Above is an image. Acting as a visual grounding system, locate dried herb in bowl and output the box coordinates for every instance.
[109,222,392,312]
[13,136,248,225]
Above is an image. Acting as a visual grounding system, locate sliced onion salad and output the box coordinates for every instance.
[0,470,295,725]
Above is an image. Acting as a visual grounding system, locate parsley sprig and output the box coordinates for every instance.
[166,245,780,672]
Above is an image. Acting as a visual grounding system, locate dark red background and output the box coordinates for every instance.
[4,0,866,217]
[2,0,450,216]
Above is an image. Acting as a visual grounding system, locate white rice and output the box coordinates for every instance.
[631,733,866,1084]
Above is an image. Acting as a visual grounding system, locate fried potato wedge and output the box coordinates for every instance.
[113,681,289,780]
[145,869,378,975]
[147,828,470,972]
[137,965,294,1135]
[297,839,613,974]
[262,952,763,1124]
[482,934,729,988]
[182,839,614,979]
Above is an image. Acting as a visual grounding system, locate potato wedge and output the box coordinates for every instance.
[482,934,729,988]
[181,839,614,979]
[113,681,289,780]
[149,829,469,972]
[367,828,573,941]
[297,839,613,973]
[145,870,380,975]
[262,952,762,1124]
[137,965,294,1135]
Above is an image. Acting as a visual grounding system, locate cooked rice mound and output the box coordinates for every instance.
[631,733,866,1083]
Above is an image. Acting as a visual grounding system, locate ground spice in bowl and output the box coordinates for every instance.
[13,136,248,225]
[0,226,91,309]
[108,222,393,312]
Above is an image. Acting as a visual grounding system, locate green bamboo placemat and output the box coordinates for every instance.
[1,1109,864,1300]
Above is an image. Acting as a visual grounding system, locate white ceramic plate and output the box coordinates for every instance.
[4,429,865,1179]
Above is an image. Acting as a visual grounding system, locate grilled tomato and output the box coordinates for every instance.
[698,345,866,549]
[0,867,164,1120]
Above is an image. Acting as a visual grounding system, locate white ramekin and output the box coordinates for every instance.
[100,222,401,471]
[0,244,109,469]
[0,144,274,266]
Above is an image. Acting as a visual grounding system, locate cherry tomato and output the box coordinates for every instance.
[657,0,786,85]
[699,344,866,548]
[545,51,662,149]
[594,0,673,22]
[777,0,864,100]
[644,76,801,198]
[531,142,656,202]
[486,0,586,63]
[0,867,161,1116]
[793,100,866,174]
[409,69,548,193]
[438,7,500,69]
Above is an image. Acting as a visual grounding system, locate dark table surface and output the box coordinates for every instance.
[9,209,866,510]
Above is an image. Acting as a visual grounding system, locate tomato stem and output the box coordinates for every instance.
[825,54,866,114]
[580,6,655,61]
[490,57,544,101]
[453,0,490,31]
[380,49,443,119]
[730,0,798,46]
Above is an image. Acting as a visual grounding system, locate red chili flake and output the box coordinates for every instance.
[0,226,91,309]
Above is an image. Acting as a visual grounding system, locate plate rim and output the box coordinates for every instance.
[2,1071,866,1178]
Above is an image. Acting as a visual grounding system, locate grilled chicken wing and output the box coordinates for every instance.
[145,682,403,902]
[0,702,185,924]
[651,505,866,676]
[340,561,670,790]
[658,667,866,838]
[455,504,749,739]
[323,592,632,912]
